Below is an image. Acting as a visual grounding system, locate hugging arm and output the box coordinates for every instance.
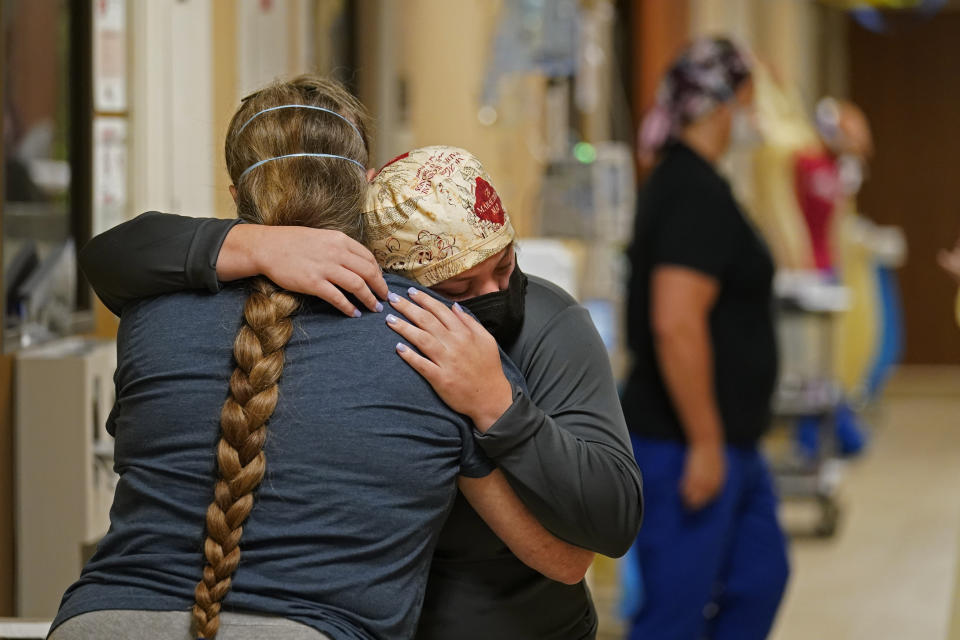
[388,292,644,558]
[79,212,239,315]
[458,470,594,585]
[472,306,644,557]
[80,211,387,317]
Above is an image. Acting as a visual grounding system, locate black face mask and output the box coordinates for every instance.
[461,264,528,347]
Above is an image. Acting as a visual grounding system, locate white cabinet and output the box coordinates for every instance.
[14,338,117,618]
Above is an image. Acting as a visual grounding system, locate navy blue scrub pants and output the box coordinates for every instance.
[626,436,789,640]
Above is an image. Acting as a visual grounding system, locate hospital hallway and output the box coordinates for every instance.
[4,1,960,636]
[590,366,960,640]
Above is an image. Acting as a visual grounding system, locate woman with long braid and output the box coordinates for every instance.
[191,278,300,638]
[49,76,592,640]
[192,277,296,637]
[72,144,643,639]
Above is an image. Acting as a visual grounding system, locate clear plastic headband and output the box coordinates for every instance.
[236,104,364,142]
[238,152,365,182]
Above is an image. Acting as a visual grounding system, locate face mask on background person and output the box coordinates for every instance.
[730,106,762,148]
[838,153,866,196]
[461,264,529,347]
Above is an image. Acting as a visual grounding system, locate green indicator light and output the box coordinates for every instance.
[573,142,596,164]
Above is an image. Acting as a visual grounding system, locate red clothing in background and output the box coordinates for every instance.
[794,150,842,271]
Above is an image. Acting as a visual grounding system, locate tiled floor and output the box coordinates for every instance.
[591,366,960,640]
[771,367,960,640]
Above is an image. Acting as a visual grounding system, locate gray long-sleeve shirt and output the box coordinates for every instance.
[80,212,644,639]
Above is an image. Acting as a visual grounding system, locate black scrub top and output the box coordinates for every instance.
[623,142,778,447]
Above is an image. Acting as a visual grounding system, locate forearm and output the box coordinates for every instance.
[465,373,514,434]
[474,392,643,557]
[215,222,262,282]
[458,470,594,585]
[655,321,724,444]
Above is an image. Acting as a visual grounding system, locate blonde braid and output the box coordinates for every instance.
[192,277,300,639]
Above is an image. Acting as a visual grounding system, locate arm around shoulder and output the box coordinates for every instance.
[474,304,643,557]
[79,212,238,315]
[459,470,594,585]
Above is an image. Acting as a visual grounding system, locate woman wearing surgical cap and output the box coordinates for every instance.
[623,36,789,640]
[80,145,643,639]
[50,77,598,640]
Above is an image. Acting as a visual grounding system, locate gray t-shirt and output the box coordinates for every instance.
[51,277,509,640]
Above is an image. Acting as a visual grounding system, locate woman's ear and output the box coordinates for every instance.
[229,185,238,203]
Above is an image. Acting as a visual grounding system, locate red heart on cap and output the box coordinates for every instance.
[474,177,505,226]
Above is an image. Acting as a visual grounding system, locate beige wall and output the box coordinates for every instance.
[129,0,314,222]
[127,0,215,220]
[356,0,410,168]
[211,0,317,219]
[688,0,840,206]
[397,0,545,237]
[690,0,828,110]
[153,0,554,232]
[212,0,239,219]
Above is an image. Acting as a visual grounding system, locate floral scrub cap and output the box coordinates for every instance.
[639,36,753,159]
[363,146,516,286]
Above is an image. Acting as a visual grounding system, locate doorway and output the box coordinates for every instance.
[849,11,960,364]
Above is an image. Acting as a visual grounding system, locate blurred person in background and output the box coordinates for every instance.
[79,143,643,640]
[621,36,788,640]
[939,231,960,325]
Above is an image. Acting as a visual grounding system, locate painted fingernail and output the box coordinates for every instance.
[386,314,398,325]
[352,309,361,318]
[375,302,384,313]
[452,302,463,313]
[396,342,408,353]
[388,292,401,304]
[407,287,419,296]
